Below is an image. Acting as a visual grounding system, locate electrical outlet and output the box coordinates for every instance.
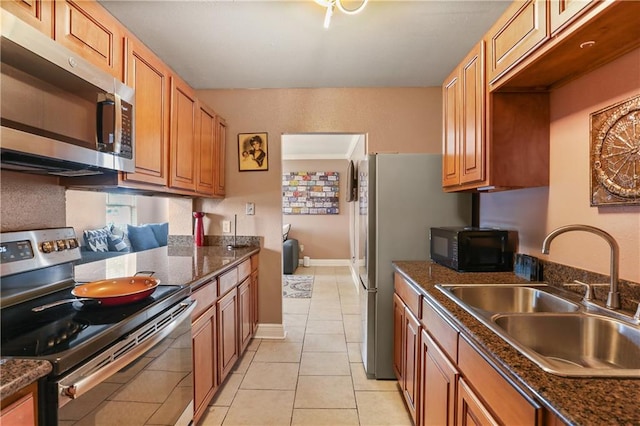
[222,220,231,233]
[300,244,304,252]
[245,202,255,215]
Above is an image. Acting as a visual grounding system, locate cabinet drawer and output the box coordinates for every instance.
[238,259,251,282]
[394,274,421,317]
[422,297,458,362]
[218,268,238,296]
[458,334,541,425]
[191,279,217,320]
[251,254,259,271]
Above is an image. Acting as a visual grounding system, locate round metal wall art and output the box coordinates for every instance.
[590,94,640,206]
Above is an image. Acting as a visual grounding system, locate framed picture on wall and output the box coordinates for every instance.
[238,132,269,171]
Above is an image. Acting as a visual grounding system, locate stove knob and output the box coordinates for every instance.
[67,238,79,249]
[56,240,67,251]
[41,241,55,253]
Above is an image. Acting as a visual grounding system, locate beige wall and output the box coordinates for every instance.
[282,159,350,260]
[481,48,640,283]
[196,87,443,324]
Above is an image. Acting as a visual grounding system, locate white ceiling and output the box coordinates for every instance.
[98,0,510,90]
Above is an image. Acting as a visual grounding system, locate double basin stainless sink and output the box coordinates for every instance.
[435,284,640,377]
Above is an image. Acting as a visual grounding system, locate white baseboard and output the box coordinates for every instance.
[254,323,287,339]
[297,258,351,267]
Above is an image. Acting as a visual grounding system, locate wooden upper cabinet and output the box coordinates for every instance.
[1,0,53,37]
[54,0,124,81]
[195,102,216,196]
[459,42,485,185]
[124,38,170,187]
[442,41,486,190]
[549,0,594,34]
[214,116,227,197]
[486,0,547,85]
[169,76,198,192]
[442,70,460,187]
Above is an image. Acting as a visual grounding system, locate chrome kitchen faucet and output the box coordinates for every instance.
[542,224,620,309]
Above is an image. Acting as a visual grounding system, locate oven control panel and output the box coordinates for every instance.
[0,228,81,277]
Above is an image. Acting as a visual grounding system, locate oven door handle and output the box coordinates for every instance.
[58,298,196,407]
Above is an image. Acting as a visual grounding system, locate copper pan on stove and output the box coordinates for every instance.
[32,272,160,312]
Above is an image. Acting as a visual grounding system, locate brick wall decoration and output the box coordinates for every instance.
[282,171,340,215]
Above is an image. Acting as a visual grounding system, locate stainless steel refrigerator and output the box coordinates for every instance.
[358,153,471,379]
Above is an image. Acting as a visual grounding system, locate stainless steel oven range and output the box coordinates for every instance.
[0,228,195,425]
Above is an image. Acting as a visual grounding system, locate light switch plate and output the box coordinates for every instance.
[246,202,255,215]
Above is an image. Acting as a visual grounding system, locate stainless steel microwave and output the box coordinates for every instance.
[430,227,515,272]
[0,10,135,176]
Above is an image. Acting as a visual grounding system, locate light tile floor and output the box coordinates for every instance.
[199,266,412,426]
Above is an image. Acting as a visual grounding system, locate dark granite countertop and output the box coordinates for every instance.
[1,244,259,403]
[393,260,640,426]
[74,244,260,289]
[0,359,52,400]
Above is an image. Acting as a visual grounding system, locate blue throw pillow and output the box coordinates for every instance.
[83,227,110,252]
[127,224,160,252]
[106,231,130,252]
[148,222,169,247]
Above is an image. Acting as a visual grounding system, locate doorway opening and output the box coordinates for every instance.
[280,133,366,296]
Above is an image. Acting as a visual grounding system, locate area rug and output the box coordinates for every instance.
[282,275,314,298]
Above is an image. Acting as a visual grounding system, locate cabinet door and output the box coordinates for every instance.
[214,116,227,196]
[442,41,485,189]
[403,307,420,425]
[54,0,124,81]
[486,0,547,84]
[169,76,197,192]
[195,102,216,196]
[421,329,459,426]
[393,293,405,381]
[251,269,259,333]
[459,41,485,185]
[1,0,53,37]
[218,289,239,382]
[238,278,252,353]
[0,383,36,426]
[549,0,594,34]
[124,38,170,187]
[457,378,499,426]
[192,305,217,424]
[442,69,460,187]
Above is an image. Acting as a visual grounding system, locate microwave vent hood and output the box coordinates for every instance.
[0,10,135,176]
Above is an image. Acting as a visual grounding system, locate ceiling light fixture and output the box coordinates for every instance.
[314,0,369,29]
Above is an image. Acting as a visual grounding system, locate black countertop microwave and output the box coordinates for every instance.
[430,227,515,272]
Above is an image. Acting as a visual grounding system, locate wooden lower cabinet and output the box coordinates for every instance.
[217,288,239,383]
[393,293,421,425]
[457,378,499,426]
[0,382,37,426]
[394,272,549,426]
[250,269,258,333]
[421,329,459,426]
[393,293,405,380]
[238,278,252,353]
[192,305,217,424]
